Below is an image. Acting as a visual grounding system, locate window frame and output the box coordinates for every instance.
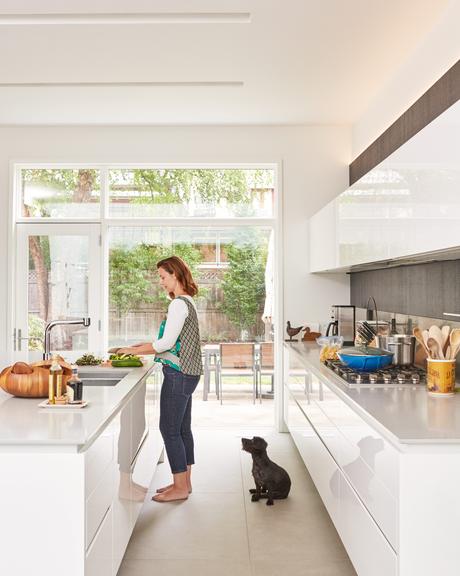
[9,161,284,430]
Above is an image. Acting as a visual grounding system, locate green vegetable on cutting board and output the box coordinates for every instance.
[109,353,143,367]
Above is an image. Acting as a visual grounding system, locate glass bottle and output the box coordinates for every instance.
[49,355,62,404]
[67,365,83,403]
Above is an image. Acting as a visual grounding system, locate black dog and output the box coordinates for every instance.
[242,436,291,505]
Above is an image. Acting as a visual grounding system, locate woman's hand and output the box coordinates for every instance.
[116,346,137,355]
[115,343,156,355]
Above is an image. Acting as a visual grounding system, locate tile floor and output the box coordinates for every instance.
[118,390,356,576]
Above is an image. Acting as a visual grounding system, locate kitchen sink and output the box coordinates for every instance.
[76,368,129,379]
[80,378,121,387]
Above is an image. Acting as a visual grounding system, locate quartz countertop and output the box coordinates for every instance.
[286,342,460,446]
[0,361,155,449]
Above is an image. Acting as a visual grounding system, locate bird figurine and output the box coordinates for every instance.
[301,327,321,342]
[286,321,304,341]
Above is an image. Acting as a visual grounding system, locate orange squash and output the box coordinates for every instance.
[11,362,34,375]
[0,357,72,398]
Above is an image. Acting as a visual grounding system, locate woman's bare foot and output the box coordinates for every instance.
[152,488,189,502]
[156,483,192,494]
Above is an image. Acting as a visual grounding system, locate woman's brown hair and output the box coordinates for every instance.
[157,256,199,298]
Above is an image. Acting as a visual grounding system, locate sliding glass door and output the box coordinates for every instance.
[14,224,101,362]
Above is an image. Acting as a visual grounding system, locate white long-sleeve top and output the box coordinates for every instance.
[153,295,196,353]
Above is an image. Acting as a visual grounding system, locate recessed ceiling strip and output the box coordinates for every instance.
[0,12,251,25]
[0,81,244,88]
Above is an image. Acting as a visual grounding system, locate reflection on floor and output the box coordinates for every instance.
[118,391,356,576]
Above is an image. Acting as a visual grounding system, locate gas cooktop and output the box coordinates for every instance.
[324,359,426,388]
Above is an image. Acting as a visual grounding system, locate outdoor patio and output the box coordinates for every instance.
[192,373,275,429]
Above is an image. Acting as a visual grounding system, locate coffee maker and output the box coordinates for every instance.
[325,305,356,346]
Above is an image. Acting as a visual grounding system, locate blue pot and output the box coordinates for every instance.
[337,351,393,371]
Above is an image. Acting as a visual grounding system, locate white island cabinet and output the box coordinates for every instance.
[284,343,460,576]
[0,361,163,576]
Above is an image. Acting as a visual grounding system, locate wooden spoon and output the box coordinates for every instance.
[427,337,440,360]
[414,327,430,356]
[448,329,460,360]
[441,325,451,357]
[422,329,429,348]
[428,325,444,359]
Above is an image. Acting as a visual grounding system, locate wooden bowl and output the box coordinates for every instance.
[0,358,72,398]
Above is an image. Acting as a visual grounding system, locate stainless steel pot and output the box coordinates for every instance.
[376,335,415,365]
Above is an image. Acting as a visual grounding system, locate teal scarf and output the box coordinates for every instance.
[154,318,181,371]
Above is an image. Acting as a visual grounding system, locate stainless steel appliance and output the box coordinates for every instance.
[324,358,425,388]
[326,305,355,346]
[377,335,416,365]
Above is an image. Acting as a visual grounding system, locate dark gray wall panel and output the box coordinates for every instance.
[350,260,460,320]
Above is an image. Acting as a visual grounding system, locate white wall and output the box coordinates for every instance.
[0,124,350,363]
[352,0,460,158]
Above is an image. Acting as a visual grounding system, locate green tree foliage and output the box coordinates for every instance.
[112,168,270,206]
[28,314,45,351]
[220,241,267,336]
[22,169,100,216]
[109,243,202,315]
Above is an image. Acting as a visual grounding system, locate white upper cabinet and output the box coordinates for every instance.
[309,199,337,272]
[310,99,460,272]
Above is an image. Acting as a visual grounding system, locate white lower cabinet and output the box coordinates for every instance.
[339,473,397,576]
[285,349,399,576]
[286,387,339,523]
[86,372,162,576]
[86,463,114,549]
[85,507,113,576]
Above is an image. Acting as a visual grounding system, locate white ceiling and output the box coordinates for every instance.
[0,0,451,125]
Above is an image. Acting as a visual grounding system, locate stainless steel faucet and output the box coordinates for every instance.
[43,318,91,360]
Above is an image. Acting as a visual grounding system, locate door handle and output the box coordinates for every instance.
[15,328,44,351]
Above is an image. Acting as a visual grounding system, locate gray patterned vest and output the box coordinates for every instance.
[155,296,203,376]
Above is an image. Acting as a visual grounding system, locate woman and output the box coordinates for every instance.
[118,256,203,503]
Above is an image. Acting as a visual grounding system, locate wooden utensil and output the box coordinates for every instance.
[428,325,444,359]
[448,329,460,360]
[422,329,429,348]
[441,325,451,356]
[414,327,430,356]
[427,337,441,360]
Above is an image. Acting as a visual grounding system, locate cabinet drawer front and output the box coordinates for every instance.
[307,375,399,500]
[299,398,342,465]
[285,388,340,524]
[339,438,398,551]
[339,472,397,576]
[322,398,399,499]
[292,377,399,549]
[85,506,113,576]
[85,430,114,498]
[86,463,114,550]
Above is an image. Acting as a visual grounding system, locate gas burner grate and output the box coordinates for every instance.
[324,359,426,387]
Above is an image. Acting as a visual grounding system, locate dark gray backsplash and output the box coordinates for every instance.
[350,260,460,320]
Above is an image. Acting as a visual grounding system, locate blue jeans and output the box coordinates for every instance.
[160,365,200,474]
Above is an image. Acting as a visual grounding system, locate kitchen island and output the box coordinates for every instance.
[285,342,460,576]
[0,361,163,576]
